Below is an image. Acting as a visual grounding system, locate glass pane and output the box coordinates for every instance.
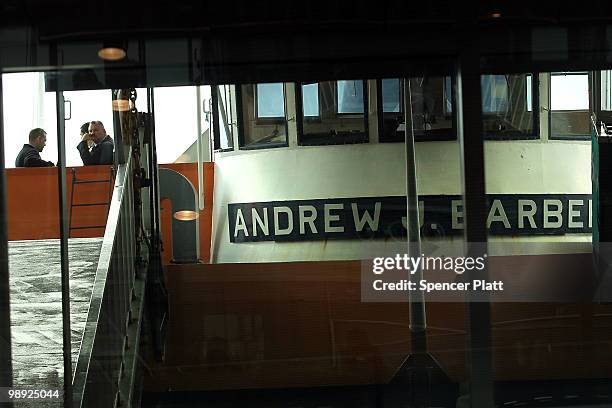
[380,77,454,142]
[551,73,590,139]
[154,86,199,163]
[63,89,114,167]
[3,73,58,168]
[444,76,453,114]
[481,74,509,113]
[301,83,319,117]
[601,70,612,111]
[256,83,285,118]
[2,72,106,402]
[337,80,364,114]
[382,78,400,113]
[483,68,599,408]
[481,73,535,138]
[526,74,532,112]
[300,81,367,145]
[240,83,288,147]
[217,85,234,150]
[551,73,589,110]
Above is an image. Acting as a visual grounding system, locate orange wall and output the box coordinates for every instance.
[6,163,214,265]
[6,165,113,240]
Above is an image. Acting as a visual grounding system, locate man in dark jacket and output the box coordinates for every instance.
[77,120,114,165]
[15,128,54,167]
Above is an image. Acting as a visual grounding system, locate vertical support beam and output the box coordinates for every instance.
[403,78,427,353]
[211,86,221,151]
[148,88,161,249]
[113,93,127,166]
[196,86,204,210]
[56,90,73,407]
[0,73,14,397]
[456,39,494,407]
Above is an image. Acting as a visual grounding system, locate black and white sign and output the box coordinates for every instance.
[228,194,593,243]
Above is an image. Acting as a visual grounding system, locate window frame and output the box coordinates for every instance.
[237,84,289,150]
[212,84,236,152]
[482,72,540,141]
[335,79,367,116]
[254,82,287,122]
[549,71,592,141]
[377,77,457,143]
[296,80,369,146]
[596,69,612,125]
[300,82,322,120]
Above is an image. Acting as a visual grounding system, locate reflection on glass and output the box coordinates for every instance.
[601,70,612,111]
[551,73,589,110]
[217,85,235,150]
[481,73,535,138]
[302,83,319,117]
[256,83,285,118]
[154,86,199,163]
[481,75,509,113]
[299,80,367,145]
[526,74,532,112]
[380,77,454,142]
[240,83,288,148]
[337,80,364,114]
[382,79,400,113]
[550,72,590,139]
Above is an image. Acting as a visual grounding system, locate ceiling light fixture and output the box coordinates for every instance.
[174,210,199,221]
[98,46,126,61]
[111,99,131,112]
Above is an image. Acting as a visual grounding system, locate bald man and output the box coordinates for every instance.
[77,120,114,165]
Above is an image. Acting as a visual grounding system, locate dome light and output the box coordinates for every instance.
[98,47,126,61]
[174,210,199,221]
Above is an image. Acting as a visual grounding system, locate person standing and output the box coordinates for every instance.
[15,128,54,167]
[80,121,93,149]
[77,120,114,165]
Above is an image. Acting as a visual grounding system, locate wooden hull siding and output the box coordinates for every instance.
[144,254,612,391]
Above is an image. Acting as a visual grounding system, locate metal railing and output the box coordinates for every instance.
[72,150,143,408]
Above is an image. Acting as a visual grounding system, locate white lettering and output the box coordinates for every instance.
[299,205,318,234]
[234,208,249,237]
[451,200,463,229]
[568,199,583,228]
[251,207,269,236]
[487,199,510,229]
[274,206,294,235]
[543,199,563,228]
[352,202,381,232]
[518,199,537,229]
[324,203,344,233]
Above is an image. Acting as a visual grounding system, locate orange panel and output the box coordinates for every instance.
[6,166,113,240]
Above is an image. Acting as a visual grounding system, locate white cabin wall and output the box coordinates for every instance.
[211,138,591,263]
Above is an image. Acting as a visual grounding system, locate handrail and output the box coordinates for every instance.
[72,150,136,408]
[591,113,600,137]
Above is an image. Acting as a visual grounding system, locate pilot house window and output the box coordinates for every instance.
[238,83,288,149]
[550,72,590,140]
[297,80,368,146]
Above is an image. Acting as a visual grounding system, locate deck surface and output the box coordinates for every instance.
[9,237,102,404]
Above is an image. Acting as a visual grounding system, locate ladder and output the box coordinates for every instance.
[69,167,115,237]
